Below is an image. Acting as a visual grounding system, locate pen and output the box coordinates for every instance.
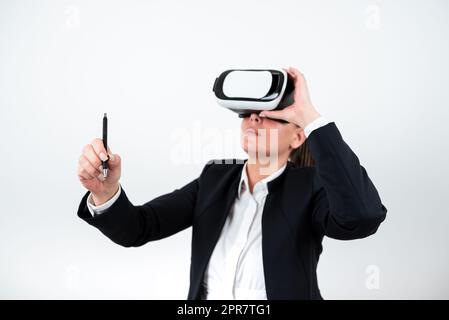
[102,113,109,178]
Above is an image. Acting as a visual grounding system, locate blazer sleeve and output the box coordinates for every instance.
[77,162,213,247]
[307,122,387,240]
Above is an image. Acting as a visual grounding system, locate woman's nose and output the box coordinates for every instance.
[249,113,261,123]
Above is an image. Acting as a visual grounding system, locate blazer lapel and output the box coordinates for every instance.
[190,164,243,299]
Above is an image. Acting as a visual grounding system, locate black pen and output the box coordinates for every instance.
[102,113,109,178]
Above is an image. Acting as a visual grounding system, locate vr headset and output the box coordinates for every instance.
[213,69,294,122]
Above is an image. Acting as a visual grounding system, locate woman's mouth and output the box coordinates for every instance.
[244,128,258,137]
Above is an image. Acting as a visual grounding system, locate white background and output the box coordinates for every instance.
[1,0,448,299]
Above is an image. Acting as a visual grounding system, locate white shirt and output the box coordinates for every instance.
[201,160,287,300]
[86,116,331,299]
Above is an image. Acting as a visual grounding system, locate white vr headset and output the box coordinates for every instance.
[213,69,294,120]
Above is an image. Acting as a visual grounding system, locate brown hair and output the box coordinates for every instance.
[288,140,315,167]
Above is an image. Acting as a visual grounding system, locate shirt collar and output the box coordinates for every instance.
[237,160,288,199]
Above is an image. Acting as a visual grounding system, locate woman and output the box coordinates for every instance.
[77,67,387,300]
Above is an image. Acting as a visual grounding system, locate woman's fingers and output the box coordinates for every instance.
[288,66,303,77]
[259,108,289,121]
[286,67,311,103]
[107,152,121,169]
[90,138,108,162]
[78,154,101,179]
[77,166,92,181]
[285,67,304,100]
[89,139,120,169]
[285,67,297,80]
[293,68,309,90]
[287,67,307,87]
[83,144,102,173]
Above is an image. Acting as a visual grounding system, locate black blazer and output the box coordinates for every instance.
[77,122,387,300]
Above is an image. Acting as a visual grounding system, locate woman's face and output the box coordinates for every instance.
[240,113,305,162]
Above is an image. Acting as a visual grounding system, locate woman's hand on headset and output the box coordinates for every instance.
[259,67,321,129]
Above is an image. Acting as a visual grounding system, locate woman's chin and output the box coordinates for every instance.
[241,143,266,156]
[241,143,255,155]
